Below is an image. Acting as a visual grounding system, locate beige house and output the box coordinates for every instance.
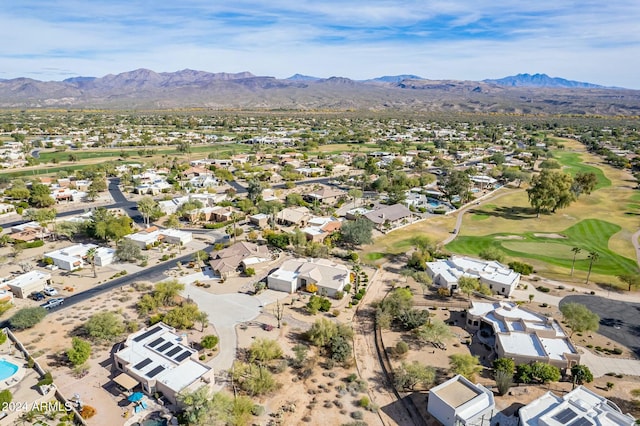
[304,186,345,205]
[276,206,311,227]
[363,204,413,231]
[6,270,51,299]
[209,241,271,278]
[267,258,350,297]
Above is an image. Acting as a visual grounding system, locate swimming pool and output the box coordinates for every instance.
[0,359,19,381]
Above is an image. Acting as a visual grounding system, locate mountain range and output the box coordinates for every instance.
[0,69,638,115]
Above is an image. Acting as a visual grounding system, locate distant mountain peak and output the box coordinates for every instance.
[483,73,607,89]
[366,74,424,83]
[286,73,321,81]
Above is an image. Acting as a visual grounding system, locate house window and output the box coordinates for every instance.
[501,288,505,293]
[300,278,307,287]
[489,285,493,290]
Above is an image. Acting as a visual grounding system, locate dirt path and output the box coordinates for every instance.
[353,259,415,426]
[442,186,515,245]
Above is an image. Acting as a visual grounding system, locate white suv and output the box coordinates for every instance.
[43,287,58,296]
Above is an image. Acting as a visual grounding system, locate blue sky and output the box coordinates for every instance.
[3,0,639,88]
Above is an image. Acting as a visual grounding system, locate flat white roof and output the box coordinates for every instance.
[46,243,98,259]
[270,269,298,282]
[520,386,635,425]
[6,270,51,288]
[470,301,577,361]
[127,230,160,243]
[160,228,192,238]
[499,333,546,358]
[116,323,211,394]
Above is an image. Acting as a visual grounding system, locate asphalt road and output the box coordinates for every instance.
[561,294,640,357]
[0,177,142,228]
[48,245,214,313]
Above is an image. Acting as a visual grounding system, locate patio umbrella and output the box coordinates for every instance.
[128,392,144,402]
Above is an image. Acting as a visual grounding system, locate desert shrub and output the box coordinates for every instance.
[8,307,47,330]
[84,311,125,341]
[536,286,551,293]
[394,341,409,357]
[66,337,91,366]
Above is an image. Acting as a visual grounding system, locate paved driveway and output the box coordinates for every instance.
[561,295,640,357]
[180,283,262,373]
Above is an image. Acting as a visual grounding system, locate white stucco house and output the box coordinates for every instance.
[466,301,580,369]
[267,258,350,297]
[519,385,635,425]
[45,243,115,271]
[113,322,215,405]
[427,375,495,426]
[426,255,520,297]
[125,227,192,249]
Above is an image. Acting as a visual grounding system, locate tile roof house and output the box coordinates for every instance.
[362,204,413,231]
[209,241,271,278]
[267,258,350,297]
[276,206,311,226]
[304,186,345,204]
[302,217,342,242]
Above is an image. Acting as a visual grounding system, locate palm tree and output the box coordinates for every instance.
[585,251,599,284]
[570,247,582,277]
[86,247,97,278]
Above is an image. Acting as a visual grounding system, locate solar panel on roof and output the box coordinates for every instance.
[175,350,192,362]
[166,347,182,357]
[157,342,173,352]
[148,337,164,348]
[147,365,165,378]
[133,358,152,370]
[569,418,594,426]
[553,408,578,423]
[133,326,162,342]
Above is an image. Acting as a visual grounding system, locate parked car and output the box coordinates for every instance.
[41,298,64,310]
[43,287,58,296]
[30,292,46,301]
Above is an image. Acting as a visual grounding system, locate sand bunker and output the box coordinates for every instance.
[495,235,524,240]
[533,233,566,239]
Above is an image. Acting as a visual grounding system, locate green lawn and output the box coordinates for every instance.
[446,219,637,276]
[552,150,611,189]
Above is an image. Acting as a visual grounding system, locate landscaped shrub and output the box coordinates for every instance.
[536,286,551,293]
[508,261,533,275]
[37,372,54,387]
[201,335,219,350]
[80,405,97,419]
